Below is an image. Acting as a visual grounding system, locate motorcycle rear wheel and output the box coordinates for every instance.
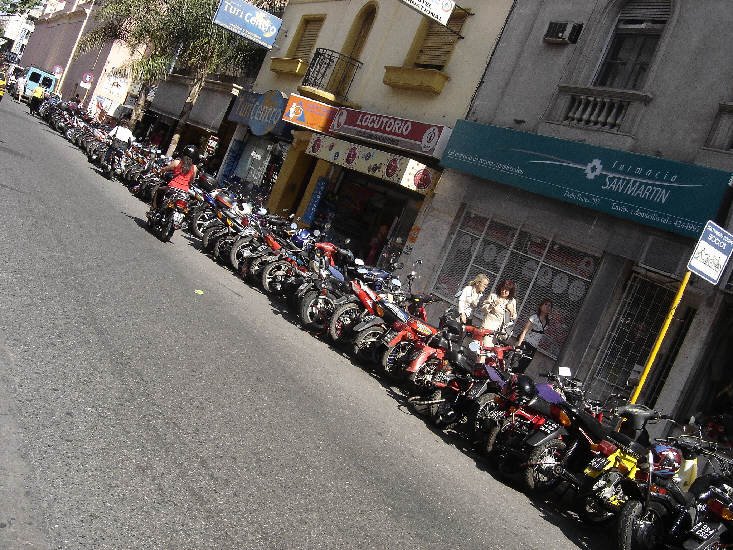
[352,326,385,364]
[524,438,566,493]
[381,341,414,382]
[202,226,226,253]
[299,290,334,330]
[261,260,294,294]
[190,208,217,239]
[328,302,362,344]
[229,236,255,271]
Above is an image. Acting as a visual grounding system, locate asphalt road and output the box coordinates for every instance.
[0,98,611,550]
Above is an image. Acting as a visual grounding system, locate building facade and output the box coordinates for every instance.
[21,0,137,112]
[219,0,514,263]
[406,0,733,419]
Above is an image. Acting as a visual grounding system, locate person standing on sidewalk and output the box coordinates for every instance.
[15,74,26,102]
[515,299,552,373]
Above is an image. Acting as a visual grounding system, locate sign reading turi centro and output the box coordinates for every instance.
[329,107,451,159]
[307,134,439,195]
[399,0,456,26]
[442,121,733,238]
[213,0,282,49]
[229,90,287,136]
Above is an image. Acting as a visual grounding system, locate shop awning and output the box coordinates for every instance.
[149,78,234,133]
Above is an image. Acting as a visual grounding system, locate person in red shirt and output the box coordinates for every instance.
[148,153,197,213]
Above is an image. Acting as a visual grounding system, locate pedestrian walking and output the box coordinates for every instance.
[16,74,26,102]
[29,84,45,115]
[481,279,517,346]
[515,299,552,373]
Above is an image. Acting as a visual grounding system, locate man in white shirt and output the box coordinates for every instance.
[103,119,134,171]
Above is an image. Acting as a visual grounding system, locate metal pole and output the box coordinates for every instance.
[629,270,691,404]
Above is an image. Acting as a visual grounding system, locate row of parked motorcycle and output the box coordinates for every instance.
[39,97,733,550]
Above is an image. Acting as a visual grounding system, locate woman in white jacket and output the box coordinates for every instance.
[457,274,490,324]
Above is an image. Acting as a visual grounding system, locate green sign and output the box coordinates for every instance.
[442,121,733,237]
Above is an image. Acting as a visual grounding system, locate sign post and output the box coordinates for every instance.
[629,220,733,403]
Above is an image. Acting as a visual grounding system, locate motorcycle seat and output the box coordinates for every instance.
[605,432,647,457]
[577,410,609,440]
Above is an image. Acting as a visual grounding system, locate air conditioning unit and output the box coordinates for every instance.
[544,22,583,44]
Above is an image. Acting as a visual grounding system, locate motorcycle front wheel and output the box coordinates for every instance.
[523,438,567,492]
[381,341,414,381]
[352,326,385,364]
[229,236,256,271]
[328,302,362,345]
[617,500,664,550]
[261,260,294,295]
[299,290,334,330]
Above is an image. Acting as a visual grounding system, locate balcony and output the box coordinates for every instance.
[297,48,362,105]
[383,66,449,95]
[547,85,652,134]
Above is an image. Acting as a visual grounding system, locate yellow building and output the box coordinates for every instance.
[220,0,514,263]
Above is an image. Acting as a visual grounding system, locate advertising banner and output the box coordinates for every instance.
[229,90,287,136]
[213,0,282,49]
[442,121,733,238]
[281,94,337,132]
[307,134,438,195]
[398,0,455,26]
[329,107,451,158]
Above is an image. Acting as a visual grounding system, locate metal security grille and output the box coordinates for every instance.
[587,274,674,402]
[433,209,599,359]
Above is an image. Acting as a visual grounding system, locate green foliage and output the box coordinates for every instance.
[78,0,281,84]
[0,0,42,15]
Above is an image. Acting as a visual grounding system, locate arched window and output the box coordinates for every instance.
[594,0,671,90]
[343,3,377,61]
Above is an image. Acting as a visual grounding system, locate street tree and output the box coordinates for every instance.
[80,0,286,155]
[0,0,41,15]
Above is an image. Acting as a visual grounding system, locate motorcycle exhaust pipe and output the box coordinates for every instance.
[407,396,446,406]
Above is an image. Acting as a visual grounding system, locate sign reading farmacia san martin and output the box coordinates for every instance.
[442,121,733,238]
[399,0,456,26]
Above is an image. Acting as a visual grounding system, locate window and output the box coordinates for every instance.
[433,210,599,359]
[594,0,670,90]
[29,72,40,83]
[413,10,468,71]
[290,16,325,61]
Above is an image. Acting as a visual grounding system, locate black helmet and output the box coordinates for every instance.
[503,374,537,404]
[181,145,200,163]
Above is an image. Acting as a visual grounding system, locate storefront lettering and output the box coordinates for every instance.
[611,160,678,183]
[602,176,670,204]
[354,113,412,136]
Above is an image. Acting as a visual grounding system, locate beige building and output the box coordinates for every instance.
[21,0,138,113]
[219,0,514,261]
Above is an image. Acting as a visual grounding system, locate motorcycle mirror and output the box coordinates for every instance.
[409,271,417,279]
[288,213,295,220]
[391,278,402,287]
[290,222,298,229]
[468,340,481,353]
[354,258,365,266]
[313,230,321,237]
[344,238,351,245]
[258,207,267,215]
[558,366,572,378]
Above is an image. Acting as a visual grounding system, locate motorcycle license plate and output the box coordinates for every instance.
[588,456,608,471]
[172,212,184,224]
[690,521,718,541]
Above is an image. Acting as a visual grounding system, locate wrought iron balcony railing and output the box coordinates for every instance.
[301,48,362,101]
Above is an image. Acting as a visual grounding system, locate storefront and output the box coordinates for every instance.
[268,95,449,264]
[217,89,291,203]
[410,120,732,406]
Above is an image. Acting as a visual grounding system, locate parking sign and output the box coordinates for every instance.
[687,220,733,284]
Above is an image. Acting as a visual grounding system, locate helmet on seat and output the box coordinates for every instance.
[651,444,682,478]
[503,374,537,404]
[290,229,312,249]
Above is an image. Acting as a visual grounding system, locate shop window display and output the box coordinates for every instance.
[433,209,599,359]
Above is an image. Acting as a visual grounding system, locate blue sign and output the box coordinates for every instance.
[687,220,733,284]
[442,121,733,238]
[228,90,287,136]
[302,178,329,225]
[219,138,245,181]
[213,0,282,49]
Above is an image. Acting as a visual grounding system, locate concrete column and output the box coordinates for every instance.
[294,159,332,220]
[268,130,313,214]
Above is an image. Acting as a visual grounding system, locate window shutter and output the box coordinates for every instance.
[414,11,467,70]
[292,18,324,60]
[619,0,671,21]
